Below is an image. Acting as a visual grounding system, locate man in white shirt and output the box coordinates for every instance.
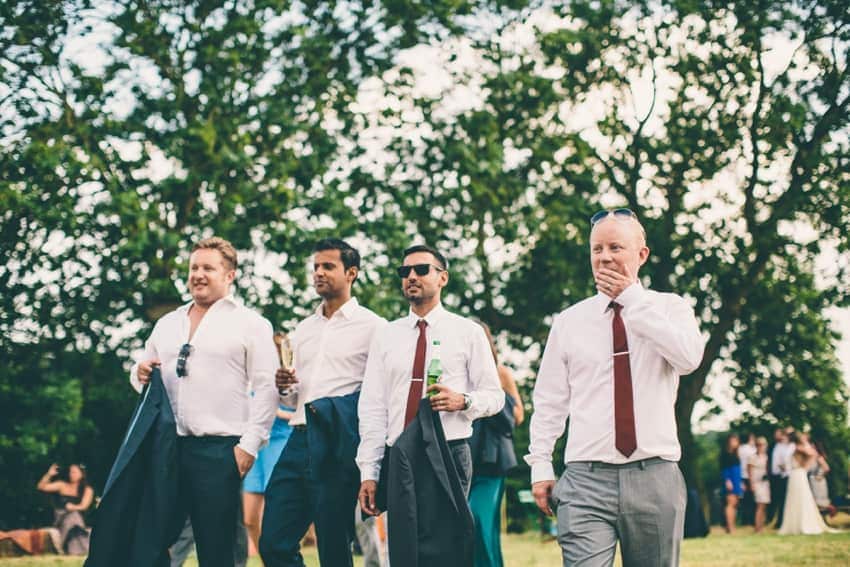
[356,244,504,515]
[525,210,705,567]
[738,432,757,525]
[132,237,279,567]
[769,428,794,526]
[259,238,386,567]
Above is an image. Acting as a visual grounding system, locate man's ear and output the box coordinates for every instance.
[347,266,359,283]
[638,246,650,266]
[226,269,237,284]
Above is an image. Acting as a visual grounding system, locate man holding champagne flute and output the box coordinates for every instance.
[260,238,386,567]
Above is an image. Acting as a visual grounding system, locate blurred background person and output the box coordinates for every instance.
[468,322,524,567]
[768,428,793,527]
[737,432,757,526]
[747,436,771,533]
[808,440,832,516]
[720,434,742,534]
[243,404,294,558]
[779,432,835,535]
[36,463,93,554]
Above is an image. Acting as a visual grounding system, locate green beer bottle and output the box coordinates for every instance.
[426,340,442,396]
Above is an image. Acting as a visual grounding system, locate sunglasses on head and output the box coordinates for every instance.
[590,208,637,226]
[396,263,445,278]
[176,343,192,378]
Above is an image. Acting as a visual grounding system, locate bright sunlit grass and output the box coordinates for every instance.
[3,517,849,566]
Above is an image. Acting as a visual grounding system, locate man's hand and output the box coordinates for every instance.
[359,480,379,516]
[595,264,635,299]
[533,480,556,516]
[275,367,298,391]
[137,359,161,385]
[233,446,255,479]
[427,383,466,412]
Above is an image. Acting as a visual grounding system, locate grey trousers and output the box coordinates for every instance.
[553,458,686,567]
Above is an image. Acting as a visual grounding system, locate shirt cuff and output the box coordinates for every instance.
[530,462,556,484]
[615,282,645,307]
[237,436,263,459]
[129,364,143,393]
[359,464,381,483]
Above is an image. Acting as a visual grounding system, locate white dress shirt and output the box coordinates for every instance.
[357,303,505,482]
[286,297,387,426]
[525,283,705,484]
[771,441,795,477]
[738,442,757,479]
[130,295,279,457]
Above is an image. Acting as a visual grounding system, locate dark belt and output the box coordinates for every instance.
[447,438,469,449]
[293,424,307,432]
[568,456,670,471]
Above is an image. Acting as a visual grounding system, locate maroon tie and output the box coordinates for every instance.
[612,303,637,457]
[404,319,428,427]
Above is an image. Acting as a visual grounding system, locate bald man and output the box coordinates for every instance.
[525,209,705,567]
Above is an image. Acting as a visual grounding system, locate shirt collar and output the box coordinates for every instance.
[314,296,360,320]
[597,282,644,313]
[407,302,447,328]
[180,294,238,312]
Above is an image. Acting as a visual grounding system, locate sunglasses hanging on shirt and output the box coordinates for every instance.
[176,343,192,377]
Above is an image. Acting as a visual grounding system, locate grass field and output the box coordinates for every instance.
[2,523,849,566]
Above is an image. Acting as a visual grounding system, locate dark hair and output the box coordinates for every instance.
[724,433,739,453]
[403,244,448,271]
[314,238,361,272]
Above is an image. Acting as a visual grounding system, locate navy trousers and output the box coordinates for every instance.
[172,436,242,567]
[259,427,358,567]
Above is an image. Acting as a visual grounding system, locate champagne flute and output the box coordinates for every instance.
[273,331,295,395]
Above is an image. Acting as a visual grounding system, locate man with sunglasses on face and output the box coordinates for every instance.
[132,237,279,567]
[356,244,504,561]
[260,238,387,567]
[526,209,705,567]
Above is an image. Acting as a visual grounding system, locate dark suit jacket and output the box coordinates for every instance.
[85,368,179,567]
[305,390,360,481]
[386,399,475,567]
[469,393,518,476]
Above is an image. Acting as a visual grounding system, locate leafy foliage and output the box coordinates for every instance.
[2,0,849,527]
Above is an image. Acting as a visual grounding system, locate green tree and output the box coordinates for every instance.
[0,0,516,526]
[355,0,850,495]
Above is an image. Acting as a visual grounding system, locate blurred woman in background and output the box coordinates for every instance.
[468,322,524,567]
[720,434,742,534]
[37,463,93,554]
[747,436,771,533]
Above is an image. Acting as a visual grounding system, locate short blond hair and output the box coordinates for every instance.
[192,237,238,270]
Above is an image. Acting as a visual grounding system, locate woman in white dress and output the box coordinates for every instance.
[747,436,771,533]
[778,432,836,535]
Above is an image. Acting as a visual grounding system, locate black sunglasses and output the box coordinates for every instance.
[590,208,637,226]
[396,263,445,278]
[176,343,192,378]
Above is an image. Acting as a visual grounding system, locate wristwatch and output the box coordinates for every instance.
[462,393,472,410]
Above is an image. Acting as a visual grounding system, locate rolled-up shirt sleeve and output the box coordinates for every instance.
[238,315,280,458]
[464,325,505,419]
[129,322,161,393]
[356,332,389,482]
[617,283,705,375]
[525,316,572,484]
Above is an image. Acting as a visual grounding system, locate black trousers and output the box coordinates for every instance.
[447,439,473,496]
[768,475,788,526]
[172,436,242,567]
